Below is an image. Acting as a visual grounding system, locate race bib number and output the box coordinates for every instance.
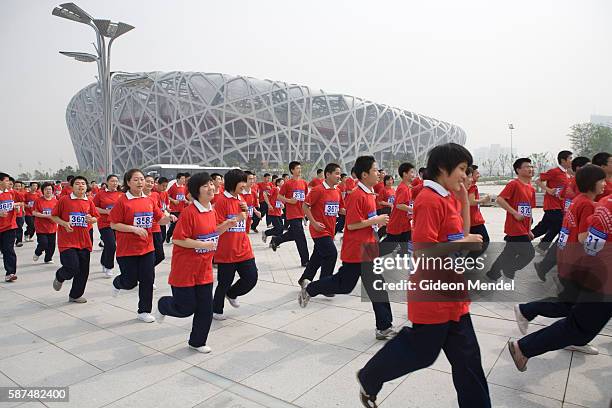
[195,233,218,254]
[368,211,379,232]
[69,212,88,228]
[408,200,414,216]
[106,205,114,210]
[517,202,532,218]
[564,199,572,212]
[248,206,254,218]
[133,212,153,229]
[42,208,52,216]
[227,214,246,232]
[27,201,34,208]
[557,227,569,250]
[275,200,282,209]
[324,201,339,217]
[553,187,563,198]
[176,194,186,202]
[0,200,14,212]
[584,227,607,256]
[387,196,395,205]
[292,190,306,201]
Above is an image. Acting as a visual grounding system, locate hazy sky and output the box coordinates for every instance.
[2,0,611,175]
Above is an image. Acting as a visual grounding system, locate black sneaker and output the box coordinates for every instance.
[534,261,546,282]
[269,240,278,252]
[356,370,378,408]
[301,261,309,268]
[15,242,23,248]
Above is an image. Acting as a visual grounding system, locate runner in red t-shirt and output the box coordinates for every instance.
[24,182,41,242]
[90,181,100,197]
[243,171,262,233]
[155,177,171,243]
[211,169,257,320]
[60,176,74,196]
[308,169,325,189]
[376,175,395,238]
[261,178,284,242]
[145,175,168,269]
[0,173,22,281]
[487,158,537,280]
[464,165,490,259]
[532,150,573,253]
[299,163,345,287]
[32,182,58,263]
[109,169,174,323]
[12,180,26,247]
[50,176,99,302]
[510,166,611,370]
[299,156,395,340]
[166,173,188,243]
[380,162,415,257]
[157,172,240,353]
[372,169,386,202]
[592,152,612,202]
[93,174,122,278]
[256,173,273,229]
[357,143,490,407]
[269,161,310,266]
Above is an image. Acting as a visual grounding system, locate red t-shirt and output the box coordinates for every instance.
[540,167,571,211]
[148,191,162,233]
[340,184,379,263]
[0,190,18,232]
[93,189,123,229]
[243,189,259,231]
[267,187,283,217]
[305,184,343,239]
[109,193,163,257]
[557,194,596,280]
[344,177,357,193]
[308,178,324,189]
[13,190,25,218]
[169,202,217,287]
[468,184,485,226]
[387,182,412,234]
[168,184,188,213]
[52,194,99,252]
[60,185,73,197]
[33,196,58,234]
[279,178,308,220]
[411,183,425,200]
[91,186,100,197]
[498,179,536,237]
[54,185,62,197]
[373,181,385,197]
[211,185,225,206]
[409,183,470,325]
[24,191,41,216]
[562,177,577,212]
[581,196,612,294]
[411,178,423,188]
[257,181,273,202]
[377,186,395,210]
[213,192,253,263]
[595,180,612,202]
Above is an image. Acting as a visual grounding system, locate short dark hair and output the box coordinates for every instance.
[324,163,340,176]
[244,170,254,176]
[282,173,289,178]
[289,161,301,173]
[0,172,11,182]
[271,174,278,180]
[176,172,185,179]
[466,166,474,176]
[71,175,88,187]
[274,178,283,186]
[592,152,611,167]
[67,175,74,182]
[157,177,169,184]
[210,173,222,180]
[425,143,473,180]
[576,164,606,193]
[41,182,54,192]
[187,172,212,200]
[145,174,155,180]
[30,182,39,188]
[223,169,248,193]
[263,173,271,178]
[107,174,119,182]
[557,150,573,164]
[8,176,14,183]
[183,172,191,178]
[472,164,479,171]
[354,156,376,181]
[398,162,414,178]
[418,167,426,175]
[340,173,347,178]
[571,156,590,173]
[383,175,393,184]
[316,168,323,175]
[513,158,532,174]
[14,180,23,186]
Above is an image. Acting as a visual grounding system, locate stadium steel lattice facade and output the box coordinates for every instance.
[66,71,467,175]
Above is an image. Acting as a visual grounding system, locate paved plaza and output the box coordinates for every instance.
[1,207,610,408]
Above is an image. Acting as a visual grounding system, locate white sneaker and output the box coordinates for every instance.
[564,344,599,355]
[261,230,268,243]
[111,285,120,297]
[104,268,114,278]
[45,260,54,264]
[32,254,39,262]
[514,305,529,335]
[153,283,157,290]
[226,295,240,308]
[154,310,165,324]
[298,279,311,308]
[375,327,398,340]
[189,345,212,353]
[137,312,156,323]
[213,313,226,321]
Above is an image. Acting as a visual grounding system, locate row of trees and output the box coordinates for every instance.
[16,166,98,184]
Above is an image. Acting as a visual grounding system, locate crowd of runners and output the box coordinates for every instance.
[0,144,610,407]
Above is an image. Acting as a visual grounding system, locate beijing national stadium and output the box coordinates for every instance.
[66,71,467,174]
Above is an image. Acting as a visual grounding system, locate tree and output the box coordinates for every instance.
[17,172,32,181]
[528,152,554,176]
[568,123,612,158]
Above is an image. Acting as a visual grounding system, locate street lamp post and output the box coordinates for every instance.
[508,123,515,177]
[53,3,134,175]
